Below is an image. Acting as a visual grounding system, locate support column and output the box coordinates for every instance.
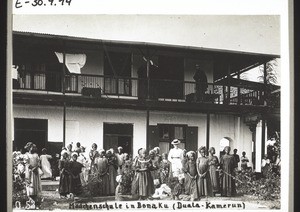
[255,120,262,172]
[255,120,267,172]
[146,109,150,148]
[62,42,66,147]
[206,113,210,153]
[263,63,267,105]
[237,70,241,105]
[227,64,231,104]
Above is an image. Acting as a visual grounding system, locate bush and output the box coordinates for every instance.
[12,151,28,206]
[235,168,280,201]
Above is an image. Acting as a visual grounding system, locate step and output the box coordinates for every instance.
[41,180,59,191]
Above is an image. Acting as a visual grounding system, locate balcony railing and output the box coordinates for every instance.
[13,70,266,106]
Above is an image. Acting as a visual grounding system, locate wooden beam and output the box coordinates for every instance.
[146,109,150,148]
[261,119,266,158]
[62,42,66,147]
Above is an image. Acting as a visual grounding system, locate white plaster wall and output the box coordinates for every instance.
[13,104,252,163]
[13,105,147,156]
[210,114,253,168]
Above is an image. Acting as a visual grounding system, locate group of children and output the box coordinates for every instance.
[56,140,242,200]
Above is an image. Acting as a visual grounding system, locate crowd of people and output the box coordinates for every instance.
[17,139,251,205]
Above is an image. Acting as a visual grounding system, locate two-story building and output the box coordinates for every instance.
[12,16,280,171]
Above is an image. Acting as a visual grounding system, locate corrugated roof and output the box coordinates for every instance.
[13,15,280,57]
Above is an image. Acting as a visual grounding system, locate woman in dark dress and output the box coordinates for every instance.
[196,146,212,197]
[106,149,118,195]
[69,152,84,196]
[220,146,236,197]
[208,147,220,195]
[149,149,160,183]
[59,150,70,198]
[94,150,110,196]
[183,151,199,200]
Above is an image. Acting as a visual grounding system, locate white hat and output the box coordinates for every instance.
[171,139,181,145]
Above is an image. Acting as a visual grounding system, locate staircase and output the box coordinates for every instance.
[41,179,59,191]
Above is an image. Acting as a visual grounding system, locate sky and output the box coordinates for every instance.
[13,15,280,56]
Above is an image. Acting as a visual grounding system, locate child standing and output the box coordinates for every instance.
[40,148,52,180]
[94,150,110,196]
[159,153,171,184]
[59,150,70,198]
[69,152,84,196]
[183,151,199,200]
[24,142,42,208]
[106,150,118,195]
[133,148,155,200]
[208,147,220,195]
[196,146,213,197]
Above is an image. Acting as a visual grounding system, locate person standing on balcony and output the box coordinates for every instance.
[168,139,184,178]
[193,65,208,101]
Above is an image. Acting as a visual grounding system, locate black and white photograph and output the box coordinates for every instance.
[8,11,289,211]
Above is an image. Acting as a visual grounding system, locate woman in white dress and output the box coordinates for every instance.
[40,148,52,179]
[24,142,42,208]
[168,139,184,178]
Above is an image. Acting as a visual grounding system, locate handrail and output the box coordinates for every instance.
[14,70,265,106]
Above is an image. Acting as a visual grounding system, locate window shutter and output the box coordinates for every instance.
[148,125,159,150]
[186,126,198,152]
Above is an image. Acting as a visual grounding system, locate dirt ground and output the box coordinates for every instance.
[36,191,280,210]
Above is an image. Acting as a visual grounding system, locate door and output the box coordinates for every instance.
[103,123,133,155]
[186,127,198,153]
[14,118,48,154]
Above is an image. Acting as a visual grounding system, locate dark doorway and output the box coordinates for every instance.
[103,123,133,155]
[14,118,48,154]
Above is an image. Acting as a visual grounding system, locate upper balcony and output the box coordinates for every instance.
[12,32,279,114]
[13,69,270,114]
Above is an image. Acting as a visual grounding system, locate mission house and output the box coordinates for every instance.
[12,31,280,172]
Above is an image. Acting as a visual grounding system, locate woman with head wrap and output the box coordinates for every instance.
[121,153,134,194]
[208,147,220,195]
[182,151,199,200]
[196,146,213,197]
[23,142,42,207]
[219,146,236,197]
[149,149,160,182]
[106,149,118,195]
[93,149,110,196]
